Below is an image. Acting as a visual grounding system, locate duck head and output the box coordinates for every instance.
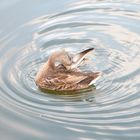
[52,48,94,70]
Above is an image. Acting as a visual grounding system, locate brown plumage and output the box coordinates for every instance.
[35,48,101,91]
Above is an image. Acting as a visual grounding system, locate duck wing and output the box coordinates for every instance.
[71,48,94,69]
[45,71,101,91]
[46,73,87,85]
[45,73,88,90]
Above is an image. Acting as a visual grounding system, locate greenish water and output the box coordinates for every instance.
[0,0,140,140]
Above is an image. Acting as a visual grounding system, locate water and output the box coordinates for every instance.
[0,0,140,139]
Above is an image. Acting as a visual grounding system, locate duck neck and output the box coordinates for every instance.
[47,57,55,70]
[35,58,54,83]
[47,51,64,69]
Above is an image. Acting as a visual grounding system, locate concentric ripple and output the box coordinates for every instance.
[0,1,140,139]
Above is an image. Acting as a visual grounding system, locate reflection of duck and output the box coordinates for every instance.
[35,48,101,91]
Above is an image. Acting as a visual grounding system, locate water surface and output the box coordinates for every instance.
[0,0,140,140]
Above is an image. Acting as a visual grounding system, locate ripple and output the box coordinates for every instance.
[0,0,140,139]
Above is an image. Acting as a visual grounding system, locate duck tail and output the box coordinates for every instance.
[79,71,101,86]
[89,72,102,85]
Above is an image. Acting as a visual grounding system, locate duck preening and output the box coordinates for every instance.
[35,48,101,91]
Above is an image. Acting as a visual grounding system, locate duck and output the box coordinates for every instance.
[35,48,101,91]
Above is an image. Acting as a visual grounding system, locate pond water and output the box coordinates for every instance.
[0,0,140,140]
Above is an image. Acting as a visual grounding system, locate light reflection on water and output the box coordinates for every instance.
[0,0,140,140]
